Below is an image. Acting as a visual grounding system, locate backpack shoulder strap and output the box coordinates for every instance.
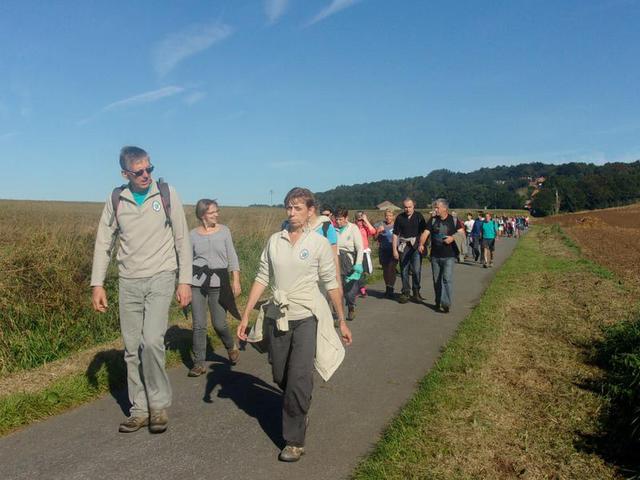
[322,221,331,238]
[108,184,127,229]
[156,179,172,228]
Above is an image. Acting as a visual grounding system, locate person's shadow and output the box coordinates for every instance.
[85,325,199,416]
[86,349,131,415]
[204,353,284,449]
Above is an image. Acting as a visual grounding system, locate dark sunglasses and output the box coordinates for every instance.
[124,165,154,177]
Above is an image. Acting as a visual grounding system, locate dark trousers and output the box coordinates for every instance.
[342,277,360,307]
[400,246,422,294]
[266,316,317,447]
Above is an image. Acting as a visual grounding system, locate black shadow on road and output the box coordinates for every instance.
[85,349,130,416]
[204,354,284,449]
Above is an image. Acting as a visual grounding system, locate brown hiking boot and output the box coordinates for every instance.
[398,293,410,304]
[188,365,207,377]
[279,445,305,462]
[228,348,240,364]
[149,409,168,434]
[118,415,149,433]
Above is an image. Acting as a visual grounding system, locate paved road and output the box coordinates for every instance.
[0,238,518,480]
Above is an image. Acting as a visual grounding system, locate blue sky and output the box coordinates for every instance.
[1,0,639,205]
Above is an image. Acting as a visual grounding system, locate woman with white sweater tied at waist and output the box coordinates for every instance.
[237,187,352,463]
[335,208,364,321]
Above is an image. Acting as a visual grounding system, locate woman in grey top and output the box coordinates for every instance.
[189,199,241,376]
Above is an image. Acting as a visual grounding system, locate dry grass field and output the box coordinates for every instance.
[542,202,640,286]
[0,200,284,375]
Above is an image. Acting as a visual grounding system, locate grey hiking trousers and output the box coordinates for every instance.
[266,316,317,447]
[119,270,175,416]
[191,286,235,366]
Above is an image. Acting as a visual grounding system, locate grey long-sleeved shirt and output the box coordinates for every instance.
[190,225,240,287]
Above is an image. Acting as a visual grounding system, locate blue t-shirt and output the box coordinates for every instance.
[131,187,150,206]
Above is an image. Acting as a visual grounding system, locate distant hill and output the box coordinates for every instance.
[315,161,640,216]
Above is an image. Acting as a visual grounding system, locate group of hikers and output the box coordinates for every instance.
[90,146,524,463]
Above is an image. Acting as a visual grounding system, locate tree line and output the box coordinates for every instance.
[314,160,640,216]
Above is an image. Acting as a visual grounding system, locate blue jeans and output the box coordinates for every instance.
[431,256,455,308]
[400,246,422,294]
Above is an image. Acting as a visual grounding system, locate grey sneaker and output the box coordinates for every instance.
[228,348,240,364]
[149,409,168,434]
[279,445,305,462]
[188,365,207,377]
[118,415,149,433]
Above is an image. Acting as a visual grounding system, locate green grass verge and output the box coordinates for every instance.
[351,226,619,479]
[0,325,202,436]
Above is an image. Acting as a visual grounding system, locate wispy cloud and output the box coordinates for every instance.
[265,0,290,24]
[307,0,362,26]
[78,86,185,125]
[184,91,207,106]
[103,86,185,111]
[268,160,308,169]
[0,131,19,142]
[153,22,233,77]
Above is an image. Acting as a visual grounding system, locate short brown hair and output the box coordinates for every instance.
[195,198,219,222]
[283,187,316,208]
[336,208,349,218]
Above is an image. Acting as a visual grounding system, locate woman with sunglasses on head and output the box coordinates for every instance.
[237,187,352,463]
[188,199,242,377]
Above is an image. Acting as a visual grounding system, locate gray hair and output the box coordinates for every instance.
[435,198,449,209]
[119,146,149,171]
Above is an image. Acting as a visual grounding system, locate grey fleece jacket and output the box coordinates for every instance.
[90,182,192,286]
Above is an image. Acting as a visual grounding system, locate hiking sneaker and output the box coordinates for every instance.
[398,293,410,304]
[347,306,356,321]
[279,445,305,462]
[118,415,149,433]
[441,305,450,314]
[228,348,240,365]
[411,291,425,303]
[188,365,207,377]
[149,409,168,434]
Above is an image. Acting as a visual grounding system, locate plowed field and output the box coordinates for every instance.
[543,203,640,285]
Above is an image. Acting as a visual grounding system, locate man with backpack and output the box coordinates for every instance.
[91,146,192,434]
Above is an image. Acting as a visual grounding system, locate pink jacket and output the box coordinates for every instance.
[356,221,376,250]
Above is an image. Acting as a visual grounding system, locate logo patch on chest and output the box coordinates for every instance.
[299,249,310,260]
[152,200,162,212]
